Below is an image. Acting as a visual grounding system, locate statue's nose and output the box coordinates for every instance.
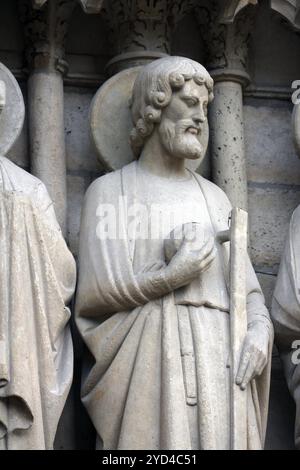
[192,103,206,125]
[193,113,205,125]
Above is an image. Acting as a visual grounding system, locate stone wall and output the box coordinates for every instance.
[0,0,299,449]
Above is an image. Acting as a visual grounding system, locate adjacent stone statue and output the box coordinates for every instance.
[76,56,273,450]
[0,63,76,449]
[272,207,300,449]
[271,104,300,450]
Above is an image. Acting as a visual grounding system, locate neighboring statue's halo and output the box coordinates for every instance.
[90,66,209,172]
[0,63,25,156]
[292,103,300,157]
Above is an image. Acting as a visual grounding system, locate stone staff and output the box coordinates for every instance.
[218,207,248,449]
[0,77,12,390]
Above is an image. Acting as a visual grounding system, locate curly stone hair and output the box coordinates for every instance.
[129,56,214,157]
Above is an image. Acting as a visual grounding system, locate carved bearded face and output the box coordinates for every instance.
[157,79,209,161]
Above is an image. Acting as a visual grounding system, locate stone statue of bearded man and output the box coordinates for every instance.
[76,56,273,450]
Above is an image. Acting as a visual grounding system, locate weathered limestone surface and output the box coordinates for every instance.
[20,0,77,235]
[196,0,255,211]
[257,273,276,310]
[209,82,247,210]
[65,89,100,172]
[76,56,273,450]
[28,71,67,230]
[269,0,300,442]
[6,111,29,169]
[67,174,88,254]
[245,101,300,186]
[248,185,300,268]
[0,62,76,449]
[0,0,299,450]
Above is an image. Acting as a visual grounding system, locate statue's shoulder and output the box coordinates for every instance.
[84,166,128,209]
[0,156,60,225]
[290,204,300,234]
[85,162,136,200]
[87,168,121,194]
[0,155,44,191]
[0,155,50,202]
[191,171,232,209]
[292,204,300,222]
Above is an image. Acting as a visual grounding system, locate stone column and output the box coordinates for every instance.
[19,0,104,235]
[196,0,257,211]
[209,79,248,211]
[20,0,77,235]
[103,0,196,75]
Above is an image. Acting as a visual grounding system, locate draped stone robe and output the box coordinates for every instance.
[76,161,273,450]
[272,205,300,449]
[0,156,76,449]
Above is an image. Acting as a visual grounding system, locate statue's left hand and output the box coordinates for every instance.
[235,323,270,390]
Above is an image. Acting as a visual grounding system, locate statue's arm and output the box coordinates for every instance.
[271,207,300,381]
[212,179,273,334]
[35,181,76,304]
[35,181,61,231]
[271,206,300,347]
[136,235,215,301]
[234,256,274,390]
[76,233,215,317]
[246,258,273,337]
[270,211,300,447]
[76,177,215,317]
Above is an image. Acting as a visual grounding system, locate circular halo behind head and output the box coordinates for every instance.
[0,63,25,156]
[90,67,141,171]
[292,103,300,157]
[90,62,209,172]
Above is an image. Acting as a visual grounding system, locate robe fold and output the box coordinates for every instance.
[272,205,300,449]
[76,161,273,450]
[0,156,76,449]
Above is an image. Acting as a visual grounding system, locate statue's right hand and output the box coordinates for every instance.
[165,235,216,290]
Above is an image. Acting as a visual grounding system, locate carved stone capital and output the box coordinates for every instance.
[103,0,196,74]
[31,0,104,13]
[19,0,76,75]
[31,0,48,8]
[270,0,300,31]
[196,0,257,86]
[78,0,104,14]
[220,0,257,23]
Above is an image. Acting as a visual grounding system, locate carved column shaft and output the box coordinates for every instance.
[209,81,248,210]
[20,0,76,235]
[197,0,256,211]
[209,78,248,211]
[28,71,66,221]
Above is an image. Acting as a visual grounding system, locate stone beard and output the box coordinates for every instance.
[75,56,273,450]
[158,116,204,160]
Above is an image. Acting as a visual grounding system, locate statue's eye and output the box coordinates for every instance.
[183,97,198,107]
